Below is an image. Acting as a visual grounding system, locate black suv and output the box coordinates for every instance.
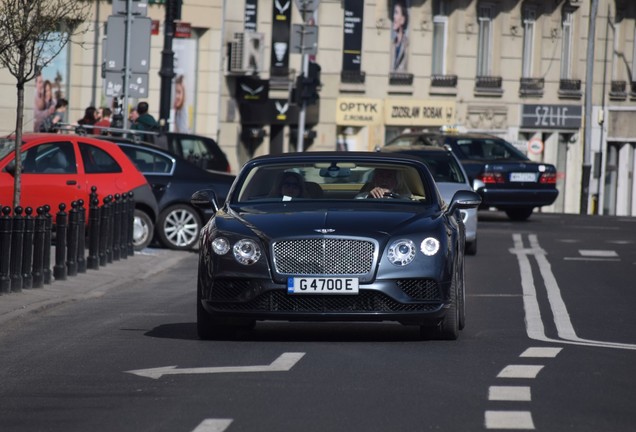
[385,131,559,221]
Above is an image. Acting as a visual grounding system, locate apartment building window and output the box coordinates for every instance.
[432,1,447,76]
[632,27,636,93]
[477,4,493,77]
[560,11,573,80]
[522,8,536,78]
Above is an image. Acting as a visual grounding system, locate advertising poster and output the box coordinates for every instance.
[389,0,410,73]
[342,0,364,72]
[33,32,69,132]
[270,0,292,77]
[171,38,197,133]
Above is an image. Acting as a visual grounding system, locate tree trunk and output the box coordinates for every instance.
[13,81,25,209]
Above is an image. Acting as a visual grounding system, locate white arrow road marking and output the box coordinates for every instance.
[125,352,305,379]
[191,419,233,432]
[511,234,636,351]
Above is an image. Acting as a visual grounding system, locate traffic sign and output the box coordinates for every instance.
[290,24,318,55]
[112,0,149,16]
[104,16,152,73]
[104,70,148,98]
[294,0,319,12]
[528,137,544,155]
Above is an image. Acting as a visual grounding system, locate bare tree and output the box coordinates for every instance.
[0,0,91,208]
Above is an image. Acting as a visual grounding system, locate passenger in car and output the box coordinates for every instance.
[269,171,307,199]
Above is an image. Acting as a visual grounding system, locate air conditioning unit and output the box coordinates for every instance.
[228,32,264,74]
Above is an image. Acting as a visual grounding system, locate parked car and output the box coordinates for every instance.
[385,130,559,221]
[0,133,158,250]
[81,125,231,173]
[102,137,235,250]
[380,144,478,255]
[191,151,481,340]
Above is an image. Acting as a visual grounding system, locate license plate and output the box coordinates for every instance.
[510,172,537,182]
[287,277,359,294]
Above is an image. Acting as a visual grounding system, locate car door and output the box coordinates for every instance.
[14,140,83,210]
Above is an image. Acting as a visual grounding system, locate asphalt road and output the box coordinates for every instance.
[0,211,634,432]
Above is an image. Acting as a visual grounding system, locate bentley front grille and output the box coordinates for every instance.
[273,239,375,275]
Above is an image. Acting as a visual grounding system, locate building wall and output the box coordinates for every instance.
[1,0,635,215]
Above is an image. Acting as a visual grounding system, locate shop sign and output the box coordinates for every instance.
[384,99,455,126]
[336,97,383,126]
[174,22,192,39]
[521,104,582,129]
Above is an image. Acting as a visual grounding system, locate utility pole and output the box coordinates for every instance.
[582,0,599,215]
[159,0,179,131]
[292,0,319,152]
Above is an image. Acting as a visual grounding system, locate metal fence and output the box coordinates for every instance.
[0,187,136,295]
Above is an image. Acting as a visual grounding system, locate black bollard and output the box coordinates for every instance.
[127,192,135,256]
[43,206,52,284]
[0,206,12,294]
[112,194,121,261]
[87,196,101,270]
[31,207,46,289]
[77,199,86,273]
[53,203,68,281]
[10,207,25,292]
[119,193,129,260]
[66,201,79,277]
[105,195,114,264]
[21,207,34,289]
[99,196,110,267]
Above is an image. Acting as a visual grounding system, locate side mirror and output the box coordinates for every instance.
[5,160,16,176]
[191,189,219,213]
[447,190,481,215]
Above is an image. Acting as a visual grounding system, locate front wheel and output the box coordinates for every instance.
[157,204,202,250]
[420,275,459,340]
[132,209,154,251]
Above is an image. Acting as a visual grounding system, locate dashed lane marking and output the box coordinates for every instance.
[485,411,535,430]
[191,419,233,432]
[519,347,562,358]
[488,386,531,401]
[497,365,544,379]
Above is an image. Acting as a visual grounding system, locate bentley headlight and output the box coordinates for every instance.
[388,239,416,266]
[420,237,440,256]
[211,237,230,255]
[233,239,262,265]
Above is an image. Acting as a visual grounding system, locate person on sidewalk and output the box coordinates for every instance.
[131,101,159,132]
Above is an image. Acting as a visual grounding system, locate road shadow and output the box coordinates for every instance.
[144,321,444,342]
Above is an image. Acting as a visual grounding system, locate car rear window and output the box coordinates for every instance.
[79,143,122,174]
[455,138,527,161]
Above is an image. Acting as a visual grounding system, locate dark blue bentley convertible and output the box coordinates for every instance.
[191,152,481,340]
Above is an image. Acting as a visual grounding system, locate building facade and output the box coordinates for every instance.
[0,0,635,216]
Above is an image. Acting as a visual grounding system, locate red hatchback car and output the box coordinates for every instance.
[0,133,158,250]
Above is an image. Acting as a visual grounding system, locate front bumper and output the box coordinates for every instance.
[200,277,450,325]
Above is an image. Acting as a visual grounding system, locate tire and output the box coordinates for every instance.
[421,274,459,340]
[133,209,154,251]
[465,239,477,256]
[505,207,534,221]
[157,204,202,250]
[197,283,219,340]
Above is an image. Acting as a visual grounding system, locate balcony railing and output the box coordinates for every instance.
[610,80,627,99]
[558,79,582,98]
[519,77,544,96]
[431,74,458,87]
[389,72,414,86]
[340,70,366,84]
[476,76,502,89]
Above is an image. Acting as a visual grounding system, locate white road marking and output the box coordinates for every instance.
[488,386,531,401]
[563,257,620,261]
[578,250,618,257]
[485,411,535,430]
[191,419,233,432]
[126,352,305,379]
[511,234,636,351]
[519,347,562,358]
[497,365,544,379]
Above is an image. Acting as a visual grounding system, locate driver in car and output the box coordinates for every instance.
[357,168,411,199]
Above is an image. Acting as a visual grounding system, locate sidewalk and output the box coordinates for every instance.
[0,248,191,327]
